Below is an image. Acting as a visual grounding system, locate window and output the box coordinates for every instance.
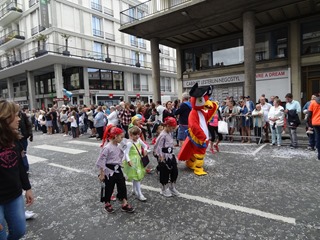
[13,81,27,98]
[133,73,140,91]
[88,68,124,90]
[113,71,124,90]
[63,67,83,90]
[140,74,148,91]
[133,74,148,91]
[256,28,288,61]
[130,35,137,47]
[161,77,172,92]
[212,39,243,66]
[183,49,193,72]
[302,20,320,55]
[88,68,100,90]
[131,50,140,65]
[101,69,112,90]
[92,16,103,37]
[93,42,103,60]
[194,45,212,70]
[91,0,102,12]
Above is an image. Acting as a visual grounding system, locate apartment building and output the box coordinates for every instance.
[0,0,177,109]
[119,0,320,105]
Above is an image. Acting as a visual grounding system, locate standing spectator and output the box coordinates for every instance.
[268,99,285,146]
[60,108,69,136]
[19,106,33,173]
[251,104,264,144]
[307,94,320,160]
[51,108,59,134]
[86,105,97,138]
[260,97,272,143]
[244,96,254,112]
[175,92,191,147]
[0,100,34,239]
[208,110,223,153]
[223,100,238,142]
[107,106,119,126]
[284,93,301,149]
[269,96,275,106]
[94,106,105,140]
[156,101,166,122]
[118,103,132,139]
[69,110,78,139]
[303,94,317,151]
[239,99,251,143]
[45,108,53,135]
[162,101,175,120]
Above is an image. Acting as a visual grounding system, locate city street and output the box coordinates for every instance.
[23,132,320,240]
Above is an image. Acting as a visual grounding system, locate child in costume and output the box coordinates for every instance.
[154,117,180,197]
[123,126,149,201]
[96,125,134,213]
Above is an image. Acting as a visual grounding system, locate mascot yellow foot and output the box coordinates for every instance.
[186,159,196,169]
[187,154,207,176]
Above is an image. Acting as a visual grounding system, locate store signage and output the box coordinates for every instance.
[39,0,49,28]
[53,97,69,102]
[183,74,245,88]
[256,69,288,80]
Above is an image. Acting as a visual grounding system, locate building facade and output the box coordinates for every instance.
[119,0,320,105]
[0,0,177,109]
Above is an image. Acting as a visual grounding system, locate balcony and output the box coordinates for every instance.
[104,32,115,41]
[93,29,104,38]
[0,30,25,52]
[0,2,23,26]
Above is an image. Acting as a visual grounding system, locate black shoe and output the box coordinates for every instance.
[121,204,134,213]
[104,203,115,213]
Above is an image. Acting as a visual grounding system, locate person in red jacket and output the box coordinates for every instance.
[0,100,34,239]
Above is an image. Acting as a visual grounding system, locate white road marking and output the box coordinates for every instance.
[34,145,87,154]
[28,155,48,164]
[48,163,83,173]
[252,143,267,156]
[139,184,296,225]
[67,140,100,147]
[44,162,296,225]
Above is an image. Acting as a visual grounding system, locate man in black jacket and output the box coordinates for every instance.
[19,107,33,173]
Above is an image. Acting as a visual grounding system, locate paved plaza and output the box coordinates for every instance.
[23,132,320,240]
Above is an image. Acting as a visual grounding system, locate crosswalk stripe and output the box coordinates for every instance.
[66,140,100,147]
[48,163,83,172]
[34,144,87,154]
[28,155,48,164]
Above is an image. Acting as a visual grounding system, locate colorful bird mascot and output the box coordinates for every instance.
[177,83,218,176]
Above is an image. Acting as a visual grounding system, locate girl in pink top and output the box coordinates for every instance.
[208,110,223,153]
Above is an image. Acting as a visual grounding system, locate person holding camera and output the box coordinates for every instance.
[268,98,285,147]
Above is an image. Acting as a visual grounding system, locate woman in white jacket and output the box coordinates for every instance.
[107,106,119,126]
[268,98,285,146]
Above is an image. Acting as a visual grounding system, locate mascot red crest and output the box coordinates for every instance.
[177,83,218,176]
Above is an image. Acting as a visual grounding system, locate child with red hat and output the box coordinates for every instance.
[153,117,180,197]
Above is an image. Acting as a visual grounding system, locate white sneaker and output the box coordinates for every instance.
[137,194,147,201]
[169,187,180,196]
[63,134,68,137]
[25,210,37,220]
[160,188,172,197]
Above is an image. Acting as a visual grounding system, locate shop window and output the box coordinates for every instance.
[194,45,212,70]
[101,69,112,90]
[63,67,83,90]
[302,20,320,55]
[88,68,100,90]
[113,71,124,90]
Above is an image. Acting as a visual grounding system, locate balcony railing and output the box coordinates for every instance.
[0,30,25,46]
[0,2,23,19]
[104,7,113,16]
[31,25,45,36]
[0,43,177,73]
[138,41,146,49]
[93,29,104,38]
[91,2,102,12]
[120,0,191,26]
[29,0,39,8]
[130,39,138,47]
[104,32,115,41]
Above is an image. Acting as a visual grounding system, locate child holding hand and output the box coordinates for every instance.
[96,125,134,213]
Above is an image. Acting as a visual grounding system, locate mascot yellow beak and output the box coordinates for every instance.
[204,99,213,110]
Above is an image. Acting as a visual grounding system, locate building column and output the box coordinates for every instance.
[289,20,301,103]
[6,78,14,100]
[150,38,161,102]
[243,11,256,103]
[27,71,36,109]
[176,47,183,99]
[83,67,90,106]
[54,64,64,107]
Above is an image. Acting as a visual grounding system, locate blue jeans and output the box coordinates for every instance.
[270,125,283,145]
[314,126,320,159]
[0,195,26,240]
[308,131,316,148]
[20,138,29,172]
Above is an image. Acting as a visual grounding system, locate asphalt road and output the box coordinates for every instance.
[22,132,320,240]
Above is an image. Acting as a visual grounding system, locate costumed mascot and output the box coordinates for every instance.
[177,83,218,176]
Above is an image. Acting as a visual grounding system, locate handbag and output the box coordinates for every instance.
[218,120,229,134]
[132,143,150,168]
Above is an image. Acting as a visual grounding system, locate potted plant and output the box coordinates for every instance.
[11,49,19,65]
[61,33,70,56]
[34,34,48,57]
[135,51,140,67]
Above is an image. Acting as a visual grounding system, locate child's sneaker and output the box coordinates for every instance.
[169,187,180,196]
[160,188,172,197]
[121,204,135,213]
[104,203,115,213]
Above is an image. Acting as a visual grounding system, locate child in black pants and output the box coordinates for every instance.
[96,125,134,213]
[154,117,180,197]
